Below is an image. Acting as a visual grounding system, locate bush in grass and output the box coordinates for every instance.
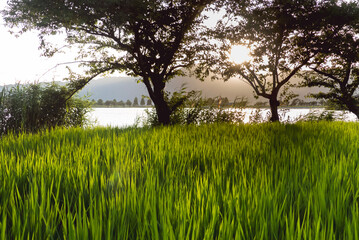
[248,108,269,123]
[142,90,245,126]
[296,110,337,122]
[0,82,91,135]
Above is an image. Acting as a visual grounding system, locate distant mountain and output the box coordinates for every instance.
[78,77,148,101]
[77,76,258,102]
[0,75,320,104]
[78,75,318,103]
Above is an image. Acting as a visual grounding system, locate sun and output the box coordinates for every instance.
[229,45,251,64]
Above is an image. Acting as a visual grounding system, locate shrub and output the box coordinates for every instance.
[0,82,91,135]
[142,91,245,126]
[296,110,337,122]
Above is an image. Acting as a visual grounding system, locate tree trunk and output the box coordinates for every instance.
[352,110,359,120]
[144,79,172,125]
[153,96,171,125]
[346,101,359,120]
[269,97,280,122]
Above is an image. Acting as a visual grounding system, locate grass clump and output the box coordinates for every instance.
[1,122,359,239]
[0,82,91,135]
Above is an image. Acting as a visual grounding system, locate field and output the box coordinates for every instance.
[1,122,359,239]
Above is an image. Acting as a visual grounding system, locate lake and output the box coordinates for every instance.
[89,107,357,127]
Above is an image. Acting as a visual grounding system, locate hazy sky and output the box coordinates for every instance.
[0,1,83,85]
[0,3,223,86]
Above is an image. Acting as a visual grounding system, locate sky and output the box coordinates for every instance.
[0,3,224,86]
[0,2,83,85]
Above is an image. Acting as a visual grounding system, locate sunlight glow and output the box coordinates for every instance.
[229,45,251,64]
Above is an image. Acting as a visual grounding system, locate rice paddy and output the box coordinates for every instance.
[1,122,359,239]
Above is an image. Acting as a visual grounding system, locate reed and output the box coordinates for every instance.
[1,122,359,239]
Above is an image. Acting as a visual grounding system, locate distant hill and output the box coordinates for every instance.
[77,76,258,102]
[79,77,266,101]
[1,75,320,104]
[78,75,318,103]
[77,77,148,101]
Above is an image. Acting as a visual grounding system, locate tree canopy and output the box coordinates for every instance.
[3,0,214,125]
[301,0,359,119]
[4,0,359,124]
[204,0,328,121]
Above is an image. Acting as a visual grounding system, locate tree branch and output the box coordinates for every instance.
[310,67,342,84]
[246,66,267,94]
[38,60,107,80]
[65,67,114,102]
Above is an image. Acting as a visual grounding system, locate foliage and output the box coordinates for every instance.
[142,90,245,126]
[125,99,132,107]
[300,1,359,119]
[296,110,337,122]
[147,99,153,106]
[94,98,152,108]
[144,106,245,126]
[2,0,215,125]
[0,82,91,135]
[247,108,269,123]
[201,0,325,122]
[140,97,146,106]
[1,123,359,238]
[97,99,104,105]
[133,97,139,106]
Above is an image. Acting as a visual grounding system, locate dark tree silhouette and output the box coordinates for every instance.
[140,97,146,106]
[133,97,139,107]
[3,0,214,125]
[97,99,104,105]
[126,99,132,107]
[119,100,125,107]
[204,0,323,121]
[147,99,153,106]
[301,1,359,119]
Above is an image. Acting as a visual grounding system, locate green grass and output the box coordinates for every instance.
[1,122,359,239]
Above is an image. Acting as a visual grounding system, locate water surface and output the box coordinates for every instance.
[89,107,357,127]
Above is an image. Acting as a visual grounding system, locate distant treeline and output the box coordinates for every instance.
[92,96,234,108]
[253,99,327,108]
[92,97,152,107]
[91,95,327,108]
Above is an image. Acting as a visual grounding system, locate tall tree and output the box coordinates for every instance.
[119,100,125,107]
[125,99,132,107]
[147,99,153,106]
[207,0,322,121]
[301,1,359,119]
[133,97,139,106]
[97,99,104,105]
[3,0,214,125]
[140,97,146,106]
